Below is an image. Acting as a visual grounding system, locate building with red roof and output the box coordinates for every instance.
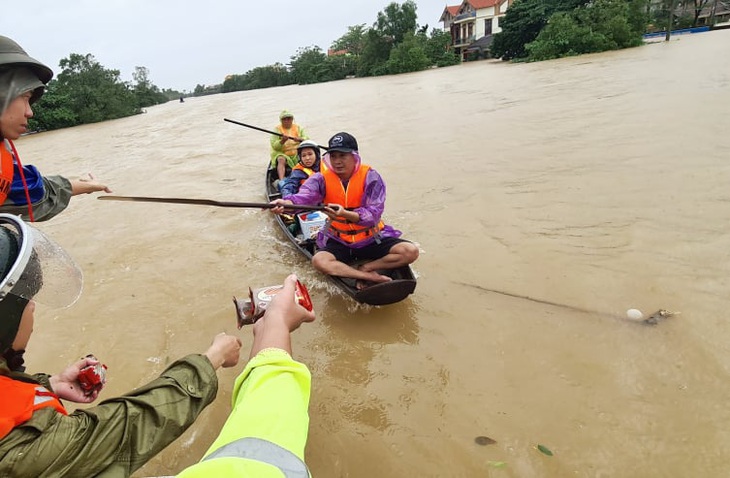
[439,0,515,60]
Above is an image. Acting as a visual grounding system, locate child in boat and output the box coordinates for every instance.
[279,140,322,196]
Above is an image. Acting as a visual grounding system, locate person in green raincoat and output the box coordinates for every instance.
[270,110,308,183]
[0,213,243,477]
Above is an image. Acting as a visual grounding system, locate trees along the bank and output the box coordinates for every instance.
[492,0,648,62]
[29,53,168,132]
[491,0,592,61]
[526,0,647,61]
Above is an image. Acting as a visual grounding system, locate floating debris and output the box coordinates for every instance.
[474,436,497,446]
[642,309,680,326]
[626,308,644,321]
[488,461,508,468]
[536,444,554,456]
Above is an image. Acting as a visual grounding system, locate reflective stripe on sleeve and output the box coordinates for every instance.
[202,437,309,478]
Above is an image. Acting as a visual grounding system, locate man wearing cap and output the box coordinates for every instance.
[0,213,244,476]
[270,110,308,182]
[0,35,110,222]
[270,132,419,287]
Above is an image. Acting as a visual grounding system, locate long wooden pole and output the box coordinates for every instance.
[98,195,325,211]
[223,118,328,150]
[223,118,294,138]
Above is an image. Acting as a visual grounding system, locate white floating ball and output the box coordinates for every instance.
[626,308,644,321]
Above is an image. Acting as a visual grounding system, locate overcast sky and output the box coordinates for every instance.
[5,0,452,92]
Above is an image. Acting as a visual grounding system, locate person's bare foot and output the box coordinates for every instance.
[356,271,391,290]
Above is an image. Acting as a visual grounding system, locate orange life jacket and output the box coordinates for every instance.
[0,143,15,204]
[275,124,302,157]
[292,162,326,185]
[0,375,67,440]
[322,164,384,244]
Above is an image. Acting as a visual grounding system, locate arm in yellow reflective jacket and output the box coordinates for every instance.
[179,274,316,477]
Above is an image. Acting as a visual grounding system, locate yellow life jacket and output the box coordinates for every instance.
[292,162,326,185]
[275,124,301,157]
[0,375,67,439]
[322,164,384,244]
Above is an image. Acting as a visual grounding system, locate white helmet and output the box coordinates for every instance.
[296,140,320,152]
[297,140,321,162]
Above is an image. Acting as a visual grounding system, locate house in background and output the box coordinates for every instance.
[699,0,730,25]
[439,0,514,60]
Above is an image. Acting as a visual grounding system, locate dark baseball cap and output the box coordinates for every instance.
[327,132,358,153]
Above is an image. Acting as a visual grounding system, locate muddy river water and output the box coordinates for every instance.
[17,30,730,477]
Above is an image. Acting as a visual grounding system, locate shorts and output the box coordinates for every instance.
[319,237,409,264]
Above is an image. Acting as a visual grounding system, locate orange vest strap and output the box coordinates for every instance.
[292,164,315,185]
[0,144,14,204]
[0,375,67,440]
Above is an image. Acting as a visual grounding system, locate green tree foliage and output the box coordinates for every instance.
[161,88,186,101]
[221,64,293,92]
[424,28,461,67]
[331,24,368,55]
[526,0,647,61]
[56,54,139,124]
[491,0,591,60]
[381,28,459,73]
[358,29,393,76]
[29,53,141,131]
[132,66,169,108]
[290,46,332,84]
[327,54,358,78]
[375,0,419,44]
[627,0,650,32]
[384,32,431,74]
[27,84,77,132]
[357,0,421,76]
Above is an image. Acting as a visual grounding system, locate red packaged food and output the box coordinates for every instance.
[78,363,108,392]
[233,280,313,328]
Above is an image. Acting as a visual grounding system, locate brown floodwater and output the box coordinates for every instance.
[18,30,730,477]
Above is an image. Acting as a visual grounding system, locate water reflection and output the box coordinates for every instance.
[309,296,419,432]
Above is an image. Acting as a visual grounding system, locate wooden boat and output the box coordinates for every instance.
[266,168,417,305]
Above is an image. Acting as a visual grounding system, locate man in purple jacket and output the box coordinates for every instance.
[270,132,419,288]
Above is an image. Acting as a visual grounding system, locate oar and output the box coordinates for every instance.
[223,118,328,150]
[223,118,305,140]
[98,195,325,211]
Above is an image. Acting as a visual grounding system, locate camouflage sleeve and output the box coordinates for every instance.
[0,175,72,221]
[0,354,219,477]
[31,373,53,390]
